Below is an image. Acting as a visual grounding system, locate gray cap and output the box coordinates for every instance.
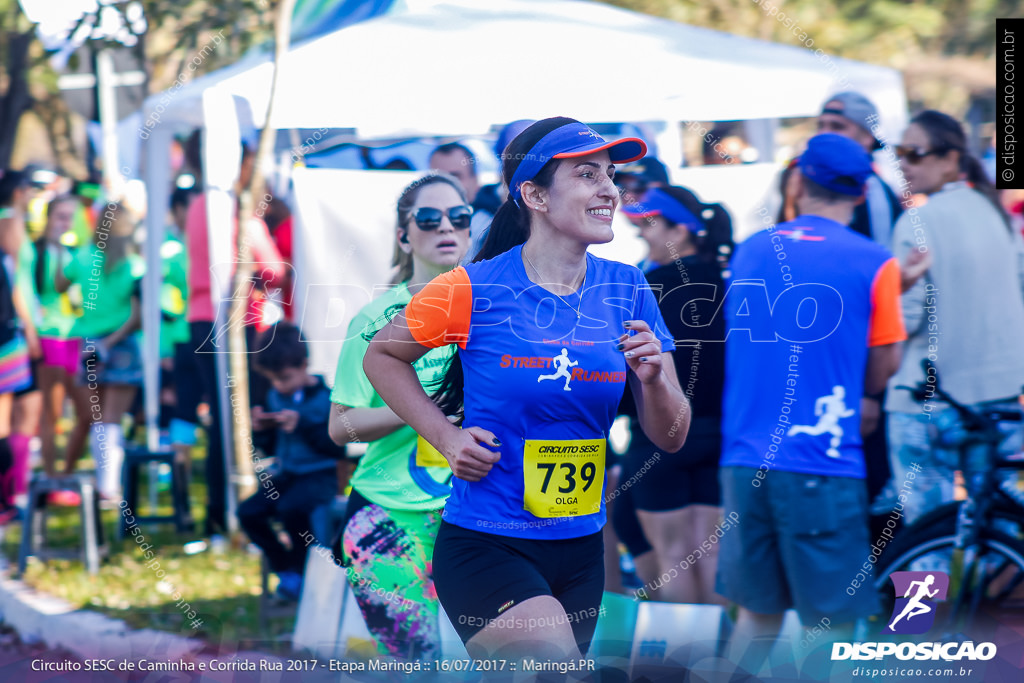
[820,91,882,150]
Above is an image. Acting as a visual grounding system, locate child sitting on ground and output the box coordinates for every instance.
[238,322,345,600]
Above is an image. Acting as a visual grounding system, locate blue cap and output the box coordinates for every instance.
[495,120,536,160]
[617,157,670,186]
[622,188,701,228]
[508,122,646,202]
[798,133,873,196]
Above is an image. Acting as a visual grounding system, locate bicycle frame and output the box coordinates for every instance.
[896,360,1024,631]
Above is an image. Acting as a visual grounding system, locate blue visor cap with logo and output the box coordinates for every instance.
[622,188,701,228]
[798,133,873,196]
[509,122,647,202]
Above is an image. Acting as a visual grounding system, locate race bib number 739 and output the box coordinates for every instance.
[523,439,605,518]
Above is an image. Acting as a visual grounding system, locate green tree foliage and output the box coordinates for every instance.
[600,0,1004,112]
[1,0,278,172]
[601,0,1008,61]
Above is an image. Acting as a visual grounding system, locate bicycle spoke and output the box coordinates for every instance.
[874,529,1024,637]
[980,551,1024,602]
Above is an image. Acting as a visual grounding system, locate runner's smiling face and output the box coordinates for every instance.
[533,150,618,245]
[402,182,471,270]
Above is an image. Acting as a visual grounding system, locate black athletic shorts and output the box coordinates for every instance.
[627,417,722,511]
[432,521,604,654]
[610,456,653,557]
[14,359,38,397]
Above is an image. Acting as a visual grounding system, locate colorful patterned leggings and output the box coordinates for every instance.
[343,503,442,660]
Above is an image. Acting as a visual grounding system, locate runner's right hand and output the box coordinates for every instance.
[443,426,501,482]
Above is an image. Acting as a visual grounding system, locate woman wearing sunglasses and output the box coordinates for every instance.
[886,110,1024,524]
[328,172,470,660]
[364,117,689,662]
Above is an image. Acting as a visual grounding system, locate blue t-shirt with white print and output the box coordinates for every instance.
[404,244,674,539]
[720,215,906,479]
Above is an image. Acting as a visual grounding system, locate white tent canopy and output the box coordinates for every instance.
[141,0,907,141]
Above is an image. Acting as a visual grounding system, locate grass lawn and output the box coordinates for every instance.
[0,437,300,654]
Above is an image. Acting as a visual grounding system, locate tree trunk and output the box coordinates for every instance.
[226,0,296,507]
[0,31,34,169]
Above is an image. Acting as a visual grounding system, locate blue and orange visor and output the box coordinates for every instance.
[621,188,701,228]
[508,122,646,202]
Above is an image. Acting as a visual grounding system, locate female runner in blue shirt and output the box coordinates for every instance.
[363,117,689,662]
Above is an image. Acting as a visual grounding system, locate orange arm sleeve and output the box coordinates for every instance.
[868,257,908,347]
[404,267,473,349]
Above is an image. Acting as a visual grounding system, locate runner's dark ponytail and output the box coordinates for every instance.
[433,117,576,419]
[472,117,572,263]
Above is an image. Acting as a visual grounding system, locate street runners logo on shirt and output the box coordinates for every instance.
[831,571,996,662]
[500,348,627,392]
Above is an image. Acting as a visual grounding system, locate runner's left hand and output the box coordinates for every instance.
[618,320,665,385]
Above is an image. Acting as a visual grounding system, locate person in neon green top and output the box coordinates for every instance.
[57,202,144,500]
[31,195,92,483]
[328,173,471,660]
[156,190,190,451]
[160,229,189,359]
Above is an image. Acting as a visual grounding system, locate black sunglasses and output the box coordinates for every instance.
[615,175,647,196]
[411,205,473,231]
[895,145,948,164]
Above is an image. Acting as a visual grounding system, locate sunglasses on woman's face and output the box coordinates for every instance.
[895,145,946,165]
[411,205,473,231]
[615,177,647,197]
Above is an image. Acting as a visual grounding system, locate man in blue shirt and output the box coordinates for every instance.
[717,134,906,672]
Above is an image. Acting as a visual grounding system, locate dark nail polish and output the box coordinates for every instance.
[639,357,647,362]
[492,438,502,446]
[616,343,624,350]
[624,321,632,328]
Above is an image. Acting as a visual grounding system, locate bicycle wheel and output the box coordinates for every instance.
[871,515,1024,636]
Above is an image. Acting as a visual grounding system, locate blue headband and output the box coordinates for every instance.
[508,122,646,203]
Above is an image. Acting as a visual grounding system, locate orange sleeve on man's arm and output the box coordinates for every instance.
[404,267,473,349]
[868,257,908,347]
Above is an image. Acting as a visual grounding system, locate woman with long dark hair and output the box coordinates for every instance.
[328,172,470,659]
[33,195,91,486]
[620,185,730,605]
[363,117,689,661]
[886,110,1024,523]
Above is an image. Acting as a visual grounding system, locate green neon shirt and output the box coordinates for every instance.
[64,246,144,339]
[331,282,453,511]
[31,241,80,338]
[160,232,190,358]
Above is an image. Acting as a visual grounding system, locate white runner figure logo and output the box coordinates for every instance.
[537,348,578,391]
[888,574,939,631]
[786,385,855,458]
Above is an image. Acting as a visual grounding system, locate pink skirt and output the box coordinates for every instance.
[40,336,80,375]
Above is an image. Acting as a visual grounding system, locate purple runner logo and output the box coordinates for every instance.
[884,571,949,635]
